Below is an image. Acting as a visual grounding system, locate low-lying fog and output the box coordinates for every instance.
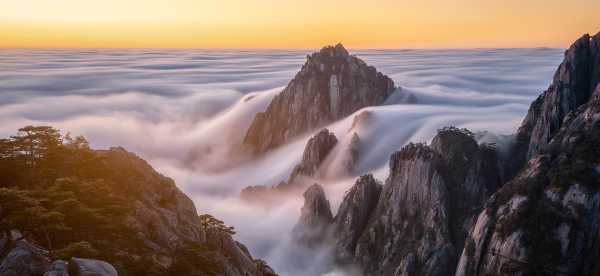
[0,48,563,275]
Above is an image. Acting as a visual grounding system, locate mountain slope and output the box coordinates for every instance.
[242,44,399,155]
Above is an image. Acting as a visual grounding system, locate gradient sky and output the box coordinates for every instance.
[1,0,599,49]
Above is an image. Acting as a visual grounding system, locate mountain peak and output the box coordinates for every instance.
[243,42,402,155]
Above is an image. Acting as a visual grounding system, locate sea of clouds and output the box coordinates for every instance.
[0,47,563,275]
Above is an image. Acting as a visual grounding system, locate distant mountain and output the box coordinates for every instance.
[242,43,410,155]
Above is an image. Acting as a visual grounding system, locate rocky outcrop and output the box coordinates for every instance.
[0,240,118,276]
[286,129,338,186]
[243,43,397,155]
[509,33,600,178]
[0,240,49,276]
[331,174,382,263]
[292,184,334,247]
[98,147,206,255]
[68,257,118,276]
[0,146,276,276]
[333,127,502,275]
[97,147,275,276]
[241,129,338,200]
[456,81,600,276]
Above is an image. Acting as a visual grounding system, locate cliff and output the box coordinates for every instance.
[242,43,398,155]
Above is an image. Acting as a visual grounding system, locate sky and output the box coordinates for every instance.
[1,0,599,49]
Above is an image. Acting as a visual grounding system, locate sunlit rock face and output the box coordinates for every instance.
[242,43,396,155]
[509,33,600,178]
[291,184,334,247]
[96,147,274,276]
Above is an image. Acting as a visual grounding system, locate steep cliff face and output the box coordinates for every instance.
[292,184,334,247]
[285,129,338,187]
[510,33,600,177]
[456,84,600,276]
[354,143,455,276]
[98,148,275,276]
[334,128,502,276]
[243,44,397,155]
[331,174,382,264]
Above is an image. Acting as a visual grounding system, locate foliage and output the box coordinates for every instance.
[199,214,236,235]
[0,126,237,276]
[437,126,475,139]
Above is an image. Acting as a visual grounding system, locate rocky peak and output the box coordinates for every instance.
[510,32,600,177]
[242,44,397,155]
[291,184,334,247]
[332,174,382,263]
[279,129,338,190]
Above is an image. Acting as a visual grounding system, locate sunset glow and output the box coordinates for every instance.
[2,0,599,48]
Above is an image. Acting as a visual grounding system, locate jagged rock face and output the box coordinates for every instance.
[332,174,382,263]
[354,144,456,276]
[243,43,395,155]
[456,73,600,276]
[98,147,206,254]
[287,129,338,184]
[206,230,266,276]
[96,147,274,275]
[292,184,334,247]
[346,129,501,275]
[510,33,600,177]
[431,129,502,256]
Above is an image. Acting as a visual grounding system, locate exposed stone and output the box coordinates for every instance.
[332,174,382,263]
[509,32,600,178]
[243,43,397,155]
[344,128,501,275]
[0,240,49,276]
[68,258,117,276]
[44,260,69,276]
[292,184,334,247]
[286,129,338,185]
[457,41,600,276]
[241,129,338,200]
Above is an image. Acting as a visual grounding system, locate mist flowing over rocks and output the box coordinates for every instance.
[0,44,570,275]
[242,44,399,155]
[241,129,338,201]
[311,32,600,276]
[292,184,334,247]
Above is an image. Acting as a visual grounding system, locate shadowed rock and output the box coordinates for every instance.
[509,32,600,178]
[332,174,382,263]
[292,184,334,247]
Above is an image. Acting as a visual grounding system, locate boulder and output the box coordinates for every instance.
[68,258,117,276]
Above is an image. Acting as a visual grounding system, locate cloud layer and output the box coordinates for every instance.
[0,47,563,275]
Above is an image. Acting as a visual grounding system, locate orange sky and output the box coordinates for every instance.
[1,0,599,49]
